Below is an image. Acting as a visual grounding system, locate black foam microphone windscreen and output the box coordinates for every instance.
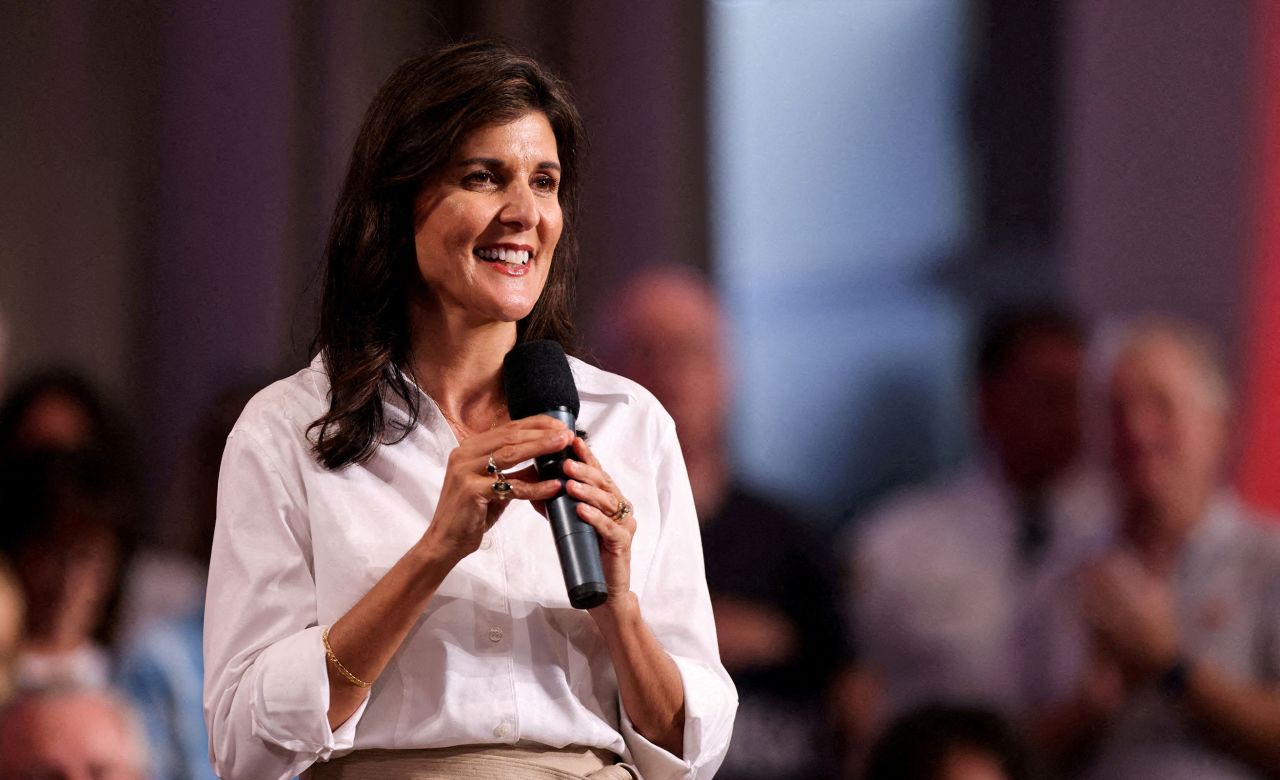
[503,340,607,609]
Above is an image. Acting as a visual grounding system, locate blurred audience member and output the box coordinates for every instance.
[0,555,26,703]
[0,449,128,689]
[0,685,149,780]
[1023,317,1280,779]
[864,704,1037,780]
[596,265,859,779]
[116,385,254,780]
[0,369,118,455]
[849,308,1110,716]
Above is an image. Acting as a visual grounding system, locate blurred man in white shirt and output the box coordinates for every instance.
[849,308,1110,716]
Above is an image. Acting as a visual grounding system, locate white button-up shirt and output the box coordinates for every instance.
[203,356,736,780]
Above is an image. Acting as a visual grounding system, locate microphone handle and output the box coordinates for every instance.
[537,409,608,609]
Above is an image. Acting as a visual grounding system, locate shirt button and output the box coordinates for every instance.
[480,536,493,551]
[488,627,504,644]
[494,721,512,738]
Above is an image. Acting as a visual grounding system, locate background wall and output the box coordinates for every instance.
[707,0,972,520]
[0,0,1267,529]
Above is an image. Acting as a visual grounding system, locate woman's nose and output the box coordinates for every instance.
[499,183,539,230]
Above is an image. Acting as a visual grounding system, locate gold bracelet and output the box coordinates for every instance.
[322,625,373,688]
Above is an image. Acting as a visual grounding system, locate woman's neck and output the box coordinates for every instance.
[407,300,516,431]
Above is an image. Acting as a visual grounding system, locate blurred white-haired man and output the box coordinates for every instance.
[0,685,149,780]
[1023,316,1280,779]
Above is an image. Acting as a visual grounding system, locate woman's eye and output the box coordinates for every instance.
[464,170,497,186]
[533,175,559,193]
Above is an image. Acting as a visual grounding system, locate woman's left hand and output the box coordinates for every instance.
[562,435,635,604]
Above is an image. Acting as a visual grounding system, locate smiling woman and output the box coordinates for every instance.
[411,113,564,329]
[202,40,736,780]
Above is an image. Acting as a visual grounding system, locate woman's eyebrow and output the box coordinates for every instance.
[456,157,561,172]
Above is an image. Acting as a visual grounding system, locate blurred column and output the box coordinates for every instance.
[139,1,297,491]
[1237,0,1280,515]
[707,1,972,521]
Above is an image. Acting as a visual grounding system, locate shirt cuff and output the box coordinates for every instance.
[619,656,736,780]
[249,625,370,759]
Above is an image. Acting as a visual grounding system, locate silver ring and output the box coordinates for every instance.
[486,455,499,475]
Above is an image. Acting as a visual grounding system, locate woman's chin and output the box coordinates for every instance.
[474,297,540,326]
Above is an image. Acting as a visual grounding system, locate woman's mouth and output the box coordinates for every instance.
[474,247,531,266]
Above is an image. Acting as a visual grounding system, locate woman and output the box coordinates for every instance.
[203,40,735,780]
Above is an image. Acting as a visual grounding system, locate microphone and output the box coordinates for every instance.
[503,340,608,609]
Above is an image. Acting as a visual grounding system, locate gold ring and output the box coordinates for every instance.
[491,477,513,500]
[611,496,631,521]
[486,456,499,475]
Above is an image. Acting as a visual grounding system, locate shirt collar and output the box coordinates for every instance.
[310,352,637,417]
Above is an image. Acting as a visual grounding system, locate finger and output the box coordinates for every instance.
[570,435,603,470]
[459,416,569,455]
[507,477,563,502]
[469,474,560,509]
[566,478,625,521]
[575,501,631,545]
[462,426,573,470]
[562,456,616,494]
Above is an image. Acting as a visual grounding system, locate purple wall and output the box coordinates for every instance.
[1064,0,1252,367]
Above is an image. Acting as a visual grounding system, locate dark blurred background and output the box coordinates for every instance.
[3,0,1272,528]
[4,2,1280,778]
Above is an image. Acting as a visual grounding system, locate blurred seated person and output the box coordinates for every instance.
[0,685,149,780]
[596,265,858,778]
[1022,318,1280,779]
[864,704,1037,780]
[848,308,1110,717]
[0,369,120,455]
[0,555,25,704]
[116,386,255,780]
[0,449,127,689]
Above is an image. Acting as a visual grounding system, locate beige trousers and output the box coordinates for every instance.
[304,744,641,780]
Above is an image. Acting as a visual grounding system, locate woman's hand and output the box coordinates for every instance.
[420,416,569,565]
[562,435,636,604]
[562,436,685,754]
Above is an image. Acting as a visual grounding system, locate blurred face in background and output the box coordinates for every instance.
[609,271,729,457]
[980,332,1085,492]
[1109,332,1227,524]
[0,691,145,780]
[11,389,96,452]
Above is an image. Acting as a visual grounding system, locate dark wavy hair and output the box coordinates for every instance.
[309,40,586,469]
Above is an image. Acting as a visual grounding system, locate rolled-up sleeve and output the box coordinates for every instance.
[203,429,367,780]
[623,414,737,780]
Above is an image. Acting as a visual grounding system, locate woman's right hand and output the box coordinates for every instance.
[419,415,570,564]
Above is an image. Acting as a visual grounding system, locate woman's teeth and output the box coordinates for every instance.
[475,247,531,266]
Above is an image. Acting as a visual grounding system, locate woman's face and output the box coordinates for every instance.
[411,111,563,327]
